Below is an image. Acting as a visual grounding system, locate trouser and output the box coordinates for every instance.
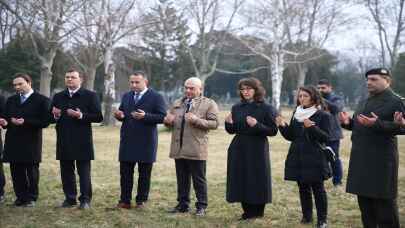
[10,162,39,202]
[119,161,153,204]
[60,160,92,203]
[0,161,5,196]
[327,140,343,185]
[241,203,265,218]
[357,195,399,228]
[175,159,207,209]
[297,181,328,223]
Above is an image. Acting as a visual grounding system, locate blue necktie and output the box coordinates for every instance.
[20,94,27,104]
[134,92,140,104]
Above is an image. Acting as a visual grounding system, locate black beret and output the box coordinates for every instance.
[365,68,391,78]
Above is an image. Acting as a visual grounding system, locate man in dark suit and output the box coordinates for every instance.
[1,73,50,207]
[0,94,6,203]
[51,69,103,209]
[114,71,166,209]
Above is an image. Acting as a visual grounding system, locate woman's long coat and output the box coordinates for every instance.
[2,92,50,163]
[225,101,278,204]
[279,110,332,183]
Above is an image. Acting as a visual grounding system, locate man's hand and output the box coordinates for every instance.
[131,109,146,120]
[185,112,198,123]
[246,116,257,127]
[339,111,351,125]
[303,119,315,128]
[0,118,8,128]
[394,111,405,127]
[114,110,125,119]
[225,113,233,124]
[67,108,82,119]
[163,113,175,125]
[357,112,378,127]
[11,117,24,126]
[52,106,62,119]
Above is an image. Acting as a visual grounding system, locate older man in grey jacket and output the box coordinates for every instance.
[164,77,219,217]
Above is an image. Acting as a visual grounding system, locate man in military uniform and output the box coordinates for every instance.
[339,68,404,228]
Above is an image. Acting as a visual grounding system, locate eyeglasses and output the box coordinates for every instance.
[239,87,253,91]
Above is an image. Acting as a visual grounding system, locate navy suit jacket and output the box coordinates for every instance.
[118,88,166,162]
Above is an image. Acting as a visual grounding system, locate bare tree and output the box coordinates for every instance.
[364,0,405,69]
[234,0,350,109]
[0,2,18,48]
[178,0,246,84]
[0,0,86,97]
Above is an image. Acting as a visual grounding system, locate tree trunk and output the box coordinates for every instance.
[102,46,116,126]
[84,67,97,91]
[39,63,52,97]
[271,52,284,111]
[296,63,307,87]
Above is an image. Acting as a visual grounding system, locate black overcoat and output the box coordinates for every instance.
[51,88,103,160]
[0,95,5,160]
[225,101,278,204]
[279,110,332,183]
[117,89,166,163]
[343,89,405,199]
[2,92,50,163]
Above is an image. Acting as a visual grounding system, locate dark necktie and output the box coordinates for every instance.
[179,99,192,148]
[134,92,140,104]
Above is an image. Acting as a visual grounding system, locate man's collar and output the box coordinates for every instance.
[22,89,34,97]
[68,87,81,94]
[134,87,148,95]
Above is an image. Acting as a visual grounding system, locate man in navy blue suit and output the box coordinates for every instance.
[114,71,166,209]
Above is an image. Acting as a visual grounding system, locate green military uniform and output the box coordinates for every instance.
[343,68,404,228]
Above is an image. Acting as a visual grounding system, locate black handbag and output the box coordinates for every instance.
[314,141,336,163]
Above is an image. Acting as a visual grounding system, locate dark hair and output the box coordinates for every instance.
[296,85,326,109]
[132,71,148,80]
[318,79,331,86]
[237,77,266,102]
[13,73,32,84]
[66,68,82,78]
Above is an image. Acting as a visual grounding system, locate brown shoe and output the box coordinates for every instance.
[116,202,131,209]
[135,202,145,209]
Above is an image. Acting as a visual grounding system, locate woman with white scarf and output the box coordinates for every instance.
[276,85,332,228]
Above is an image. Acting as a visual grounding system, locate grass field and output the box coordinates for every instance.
[0,110,404,228]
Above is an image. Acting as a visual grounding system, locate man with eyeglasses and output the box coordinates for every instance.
[317,79,344,187]
[164,77,219,217]
[339,68,404,228]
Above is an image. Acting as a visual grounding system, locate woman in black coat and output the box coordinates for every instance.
[225,77,278,220]
[276,85,331,228]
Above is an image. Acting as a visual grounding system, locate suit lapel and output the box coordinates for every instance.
[134,89,151,108]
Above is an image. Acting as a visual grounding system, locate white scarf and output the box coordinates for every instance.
[294,105,318,122]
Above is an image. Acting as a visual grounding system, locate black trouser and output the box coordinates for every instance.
[119,161,153,204]
[0,161,5,197]
[60,160,92,203]
[357,196,399,228]
[241,203,265,218]
[9,162,39,202]
[175,159,207,209]
[297,181,328,223]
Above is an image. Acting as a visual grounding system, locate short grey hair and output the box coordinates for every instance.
[184,77,202,88]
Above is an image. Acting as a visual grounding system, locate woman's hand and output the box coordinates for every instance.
[246,116,257,127]
[303,119,315,128]
[275,115,286,127]
[225,113,233,124]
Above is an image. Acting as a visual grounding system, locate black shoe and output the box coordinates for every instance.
[317,221,328,228]
[168,205,190,213]
[300,217,313,224]
[24,201,36,207]
[79,202,91,210]
[195,208,206,216]
[60,200,77,208]
[13,199,26,207]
